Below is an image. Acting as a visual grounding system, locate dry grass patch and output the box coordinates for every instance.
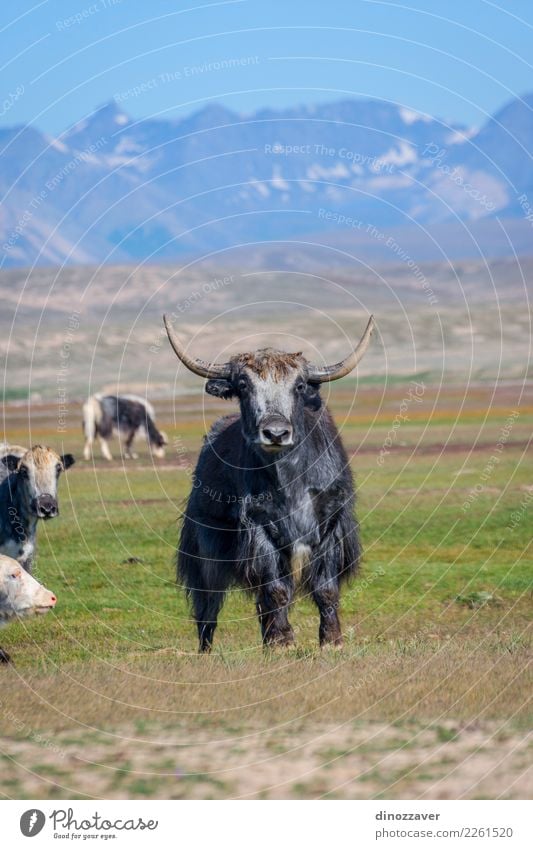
[0,636,530,736]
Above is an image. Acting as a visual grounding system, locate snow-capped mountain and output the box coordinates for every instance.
[0,95,531,268]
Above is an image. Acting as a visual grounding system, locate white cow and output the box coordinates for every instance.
[0,554,57,663]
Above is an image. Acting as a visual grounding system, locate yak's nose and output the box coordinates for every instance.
[260,418,293,447]
[35,495,58,518]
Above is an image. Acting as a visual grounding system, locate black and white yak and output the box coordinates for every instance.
[0,446,75,573]
[163,313,375,652]
[82,394,168,461]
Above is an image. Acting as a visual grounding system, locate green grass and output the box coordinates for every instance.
[0,385,531,799]
[3,395,531,665]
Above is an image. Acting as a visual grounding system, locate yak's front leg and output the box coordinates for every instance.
[98,437,113,461]
[254,557,295,647]
[256,576,295,647]
[192,582,226,653]
[124,429,138,459]
[245,520,295,648]
[188,557,233,653]
[309,531,347,647]
[83,435,93,461]
[312,577,343,648]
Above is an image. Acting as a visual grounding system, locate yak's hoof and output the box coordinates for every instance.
[264,631,295,649]
[320,637,344,650]
[0,648,12,664]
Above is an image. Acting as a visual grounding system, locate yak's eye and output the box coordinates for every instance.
[296,381,306,394]
[238,379,248,393]
[56,463,62,474]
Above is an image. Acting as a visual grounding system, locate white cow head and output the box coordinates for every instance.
[0,555,56,624]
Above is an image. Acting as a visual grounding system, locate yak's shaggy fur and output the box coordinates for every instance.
[178,353,361,651]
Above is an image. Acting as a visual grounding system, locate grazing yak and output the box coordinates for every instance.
[0,554,56,663]
[82,394,168,461]
[164,313,375,652]
[0,445,75,573]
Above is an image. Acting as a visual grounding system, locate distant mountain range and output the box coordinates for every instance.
[1,94,532,268]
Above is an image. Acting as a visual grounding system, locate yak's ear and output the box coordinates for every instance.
[61,453,76,470]
[1,454,20,472]
[304,382,322,411]
[205,379,235,400]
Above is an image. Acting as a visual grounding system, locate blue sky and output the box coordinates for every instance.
[1,0,532,134]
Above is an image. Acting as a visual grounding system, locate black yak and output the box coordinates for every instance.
[164,314,375,651]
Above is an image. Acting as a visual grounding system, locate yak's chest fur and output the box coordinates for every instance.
[244,472,321,548]
[190,411,354,582]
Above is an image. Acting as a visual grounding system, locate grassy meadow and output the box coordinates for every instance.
[0,381,531,799]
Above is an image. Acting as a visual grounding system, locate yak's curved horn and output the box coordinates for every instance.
[307,316,375,383]
[163,314,231,379]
